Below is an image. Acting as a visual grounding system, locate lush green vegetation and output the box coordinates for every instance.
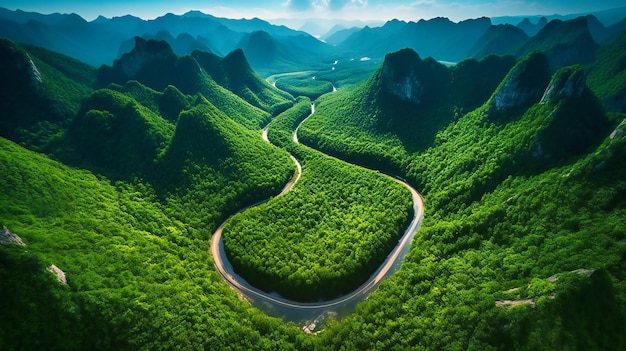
[2,25,626,350]
[295,46,626,349]
[313,59,382,88]
[108,81,193,122]
[587,30,626,113]
[274,72,334,100]
[192,49,295,115]
[97,37,275,129]
[0,38,94,151]
[222,98,413,301]
[0,137,308,350]
[0,37,312,349]
[299,51,516,174]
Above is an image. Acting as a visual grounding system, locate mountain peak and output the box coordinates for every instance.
[380,48,424,103]
[491,51,551,114]
[541,65,586,103]
[119,37,177,78]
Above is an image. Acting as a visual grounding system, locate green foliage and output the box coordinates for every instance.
[0,127,304,349]
[66,89,174,177]
[0,38,93,151]
[109,80,193,122]
[96,38,272,129]
[314,59,381,88]
[300,49,626,349]
[2,31,626,350]
[0,245,83,350]
[192,49,294,115]
[275,73,334,100]
[222,98,413,301]
[587,30,626,113]
[515,17,599,70]
[299,50,515,175]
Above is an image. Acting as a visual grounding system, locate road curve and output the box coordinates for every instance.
[210,103,424,310]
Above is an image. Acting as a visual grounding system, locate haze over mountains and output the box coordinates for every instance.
[1,6,626,76]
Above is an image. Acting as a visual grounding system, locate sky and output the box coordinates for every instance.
[2,0,625,22]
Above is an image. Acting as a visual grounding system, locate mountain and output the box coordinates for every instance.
[96,37,276,128]
[492,5,626,26]
[67,89,175,177]
[588,30,626,113]
[117,31,216,57]
[1,11,626,347]
[339,17,492,62]
[515,16,599,71]
[234,29,334,75]
[270,17,383,38]
[0,38,94,149]
[516,17,548,36]
[487,51,552,119]
[191,48,294,114]
[0,7,328,71]
[298,48,515,165]
[535,65,610,160]
[323,26,361,46]
[469,24,529,59]
[299,59,624,351]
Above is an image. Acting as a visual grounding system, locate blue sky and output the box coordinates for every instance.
[2,0,625,22]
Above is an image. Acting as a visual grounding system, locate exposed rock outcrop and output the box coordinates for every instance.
[490,51,551,114]
[534,65,610,159]
[0,226,25,246]
[541,65,586,103]
[381,48,424,103]
[27,56,43,83]
[48,265,67,285]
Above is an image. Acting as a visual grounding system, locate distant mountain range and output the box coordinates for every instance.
[0,8,335,75]
[0,7,625,76]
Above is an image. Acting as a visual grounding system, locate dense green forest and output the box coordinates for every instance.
[222,97,413,301]
[1,17,626,351]
[299,41,626,349]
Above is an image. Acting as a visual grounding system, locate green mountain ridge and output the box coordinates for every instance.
[300,48,626,349]
[97,36,282,129]
[191,48,294,114]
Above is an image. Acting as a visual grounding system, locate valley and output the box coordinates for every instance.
[1,5,626,350]
[211,101,424,326]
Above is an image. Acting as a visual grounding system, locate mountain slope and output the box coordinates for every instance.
[66,89,175,177]
[515,16,599,70]
[96,37,272,129]
[0,38,94,150]
[339,17,492,62]
[299,48,515,168]
[587,30,626,113]
[298,47,625,351]
[0,121,298,349]
[192,48,294,114]
[469,24,529,59]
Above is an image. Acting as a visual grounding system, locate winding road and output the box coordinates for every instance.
[210,102,424,311]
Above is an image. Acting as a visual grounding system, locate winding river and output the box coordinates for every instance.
[210,103,424,330]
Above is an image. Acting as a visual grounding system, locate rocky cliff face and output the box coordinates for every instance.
[541,65,586,103]
[380,48,425,104]
[0,38,43,87]
[491,51,551,114]
[534,65,610,160]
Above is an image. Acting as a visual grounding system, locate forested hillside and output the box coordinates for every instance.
[300,37,626,349]
[1,7,626,350]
